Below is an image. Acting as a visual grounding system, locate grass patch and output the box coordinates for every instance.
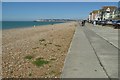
[32,58,49,67]
[24,55,33,60]
[29,73,32,76]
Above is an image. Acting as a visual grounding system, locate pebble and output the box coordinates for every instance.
[2,22,75,78]
[18,65,21,68]
[8,64,12,67]
[55,77,57,78]
[9,52,12,54]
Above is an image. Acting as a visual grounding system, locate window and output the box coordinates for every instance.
[106,11,110,13]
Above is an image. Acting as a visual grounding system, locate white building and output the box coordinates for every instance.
[88,10,101,22]
[102,6,117,20]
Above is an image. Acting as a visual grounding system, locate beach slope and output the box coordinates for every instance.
[2,22,77,78]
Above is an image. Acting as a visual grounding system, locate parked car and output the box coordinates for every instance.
[101,20,107,26]
[112,20,118,26]
[97,21,102,25]
[114,20,120,29]
[106,20,113,25]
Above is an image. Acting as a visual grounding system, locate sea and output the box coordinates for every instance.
[1,21,64,30]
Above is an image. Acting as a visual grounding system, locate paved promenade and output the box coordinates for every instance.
[61,22,118,79]
[86,23,119,49]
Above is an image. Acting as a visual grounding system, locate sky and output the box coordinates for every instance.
[2,0,120,2]
[2,2,118,21]
[0,2,2,21]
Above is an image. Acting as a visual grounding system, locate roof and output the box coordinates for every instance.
[92,10,99,14]
[102,6,117,11]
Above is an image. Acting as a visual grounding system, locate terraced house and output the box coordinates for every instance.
[102,6,117,20]
[113,1,120,20]
[88,6,119,21]
[88,10,100,22]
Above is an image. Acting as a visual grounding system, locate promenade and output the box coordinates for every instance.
[61,22,118,79]
[86,23,119,49]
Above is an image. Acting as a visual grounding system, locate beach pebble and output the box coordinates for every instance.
[55,77,57,78]
[8,64,12,67]
[2,22,76,78]
[18,65,22,68]
[9,52,12,54]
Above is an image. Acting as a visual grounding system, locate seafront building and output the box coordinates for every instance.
[88,10,101,22]
[102,6,117,20]
[88,5,119,21]
[109,2,120,20]
[114,1,120,20]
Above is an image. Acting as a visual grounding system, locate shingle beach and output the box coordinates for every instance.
[2,22,77,78]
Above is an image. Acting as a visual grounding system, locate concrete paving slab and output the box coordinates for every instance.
[86,23,119,49]
[83,26,118,78]
[61,24,107,78]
